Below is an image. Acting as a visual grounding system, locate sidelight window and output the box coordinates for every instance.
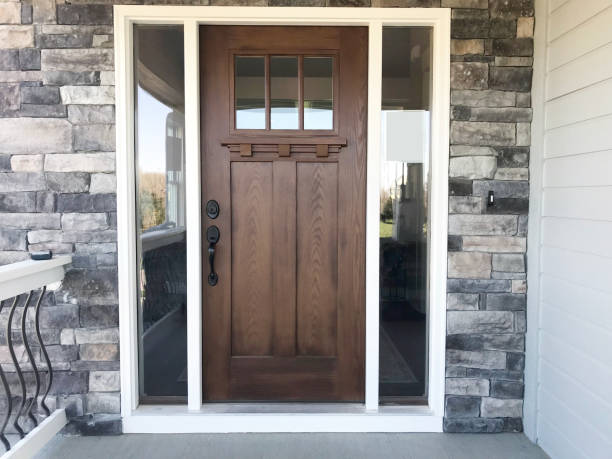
[379,26,433,403]
[233,54,335,132]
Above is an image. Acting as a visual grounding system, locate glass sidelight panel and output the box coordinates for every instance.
[235,56,266,129]
[379,27,432,402]
[270,56,299,129]
[134,25,187,401]
[303,57,333,130]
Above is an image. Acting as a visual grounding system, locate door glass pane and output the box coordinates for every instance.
[134,25,187,401]
[379,27,432,402]
[235,56,266,129]
[304,57,333,130]
[271,56,298,129]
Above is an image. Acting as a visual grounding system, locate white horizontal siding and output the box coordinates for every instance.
[531,1,612,456]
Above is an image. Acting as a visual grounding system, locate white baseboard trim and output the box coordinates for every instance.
[3,409,67,459]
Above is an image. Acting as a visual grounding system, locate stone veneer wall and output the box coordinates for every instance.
[0,0,533,433]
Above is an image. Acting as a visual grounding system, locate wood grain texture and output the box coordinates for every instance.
[231,162,274,356]
[297,162,338,357]
[201,25,367,401]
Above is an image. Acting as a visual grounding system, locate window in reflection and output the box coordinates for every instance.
[304,57,333,130]
[379,27,432,402]
[271,56,299,129]
[134,24,186,401]
[235,56,266,129]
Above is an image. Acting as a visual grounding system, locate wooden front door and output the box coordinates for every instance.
[200,26,367,402]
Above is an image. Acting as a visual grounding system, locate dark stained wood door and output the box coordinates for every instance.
[200,26,367,401]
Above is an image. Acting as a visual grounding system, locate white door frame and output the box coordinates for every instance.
[115,5,450,433]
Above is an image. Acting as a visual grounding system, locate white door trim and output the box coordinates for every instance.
[115,5,450,433]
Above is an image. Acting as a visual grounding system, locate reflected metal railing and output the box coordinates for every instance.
[0,256,71,452]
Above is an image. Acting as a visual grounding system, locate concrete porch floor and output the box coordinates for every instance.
[36,433,548,458]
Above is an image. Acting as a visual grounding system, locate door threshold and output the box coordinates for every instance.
[123,404,443,433]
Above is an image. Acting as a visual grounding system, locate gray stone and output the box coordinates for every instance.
[89,371,120,392]
[21,85,60,104]
[85,392,120,414]
[61,213,108,231]
[79,304,118,328]
[61,230,117,243]
[451,39,484,56]
[33,0,56,24]
[57,269,117,306]
[58,193,116,213]
[0,251,29,265]
[0,192,36,212]
[57,4,113,25]
[19,48,40,71]
[490,67,532,92]
[27,229,62,244]
[480,397,522,418]
[517,123,530,146]
[41,49,114,72]
[492,254,524,272]
[446,333,524,352]
[518,215,528,237]
[448,252,491,279]
[45,153,115,173]
[446,349,507,370]
[494,168,529,181]
[447,311,514,334]
[21,3,33,25]
[11,154,43,172]
[450,145,497,157]
[512,279,527,294]
[75,242,116,255]
[495,56,533,67]
[451,89,514,107]
[449,178,473,196]
[0,229,26,250]
[89,174,116,194]
[79,344,119,361]
[445,378,489,396]
[68,105,114,124]
[0,83,19,115]
[28,241,72,253]
[73,125,115,151]
[46,172,90,193]
[448,235,463,251]
[49,371,88,395]
[0,154,10,171]
[36,191,56,212]
[20,104,67,118]
[0,118,71,154]
[447,293,479,311]
[449,196,482,214]
[449,214,517,236]
[74,328,119,344]
[60,85,114,104]
[450,62,488,90]
[491,380,523,399]
[451,17,489,39]
[446,367,467,377]
[492,38,533,57]
[489,18,516,38]
[37,32,93,49]
[451,122,515,146]
[0,172,46,192]
[490,0,534,18]
[39,305,79,329]
[516,92,531,108]
[492,271,526,280]
[449,156,497,179]
[0,50,20,71]
[0,2,21,24]
[43,71,100,86]
[444,417,504,433]
[447,279,511,293]
[445,396,480,418]
[473,180,529,199]
[462,236,526,253]
[443,0,486,7]
[0,26,34,49]
[71,360,120,372]
[467,107,532,123]
[47,345,79,363]
[507,352,525,371]
[60,329,76,346]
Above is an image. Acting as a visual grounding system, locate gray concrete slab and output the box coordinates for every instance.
[36,433,548,459]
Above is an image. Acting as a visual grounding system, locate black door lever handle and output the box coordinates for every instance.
[207,226,220,286]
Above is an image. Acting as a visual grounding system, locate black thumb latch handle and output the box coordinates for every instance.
[207,226,220,286]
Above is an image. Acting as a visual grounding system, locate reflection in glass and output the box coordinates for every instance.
[379,27,432,401]
[271,56,298,130]
[235,56,266,129]
[134,25,187,401]
[304,57,333,130]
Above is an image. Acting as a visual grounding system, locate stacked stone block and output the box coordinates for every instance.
[0,0,533,433]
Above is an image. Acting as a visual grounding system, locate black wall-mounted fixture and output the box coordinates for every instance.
[487,190,495,208]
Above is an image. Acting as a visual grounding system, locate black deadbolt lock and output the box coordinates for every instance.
[206,200,220,219]
[207,225,220,244]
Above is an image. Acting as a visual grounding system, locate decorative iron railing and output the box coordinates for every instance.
[0,256,71,452]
